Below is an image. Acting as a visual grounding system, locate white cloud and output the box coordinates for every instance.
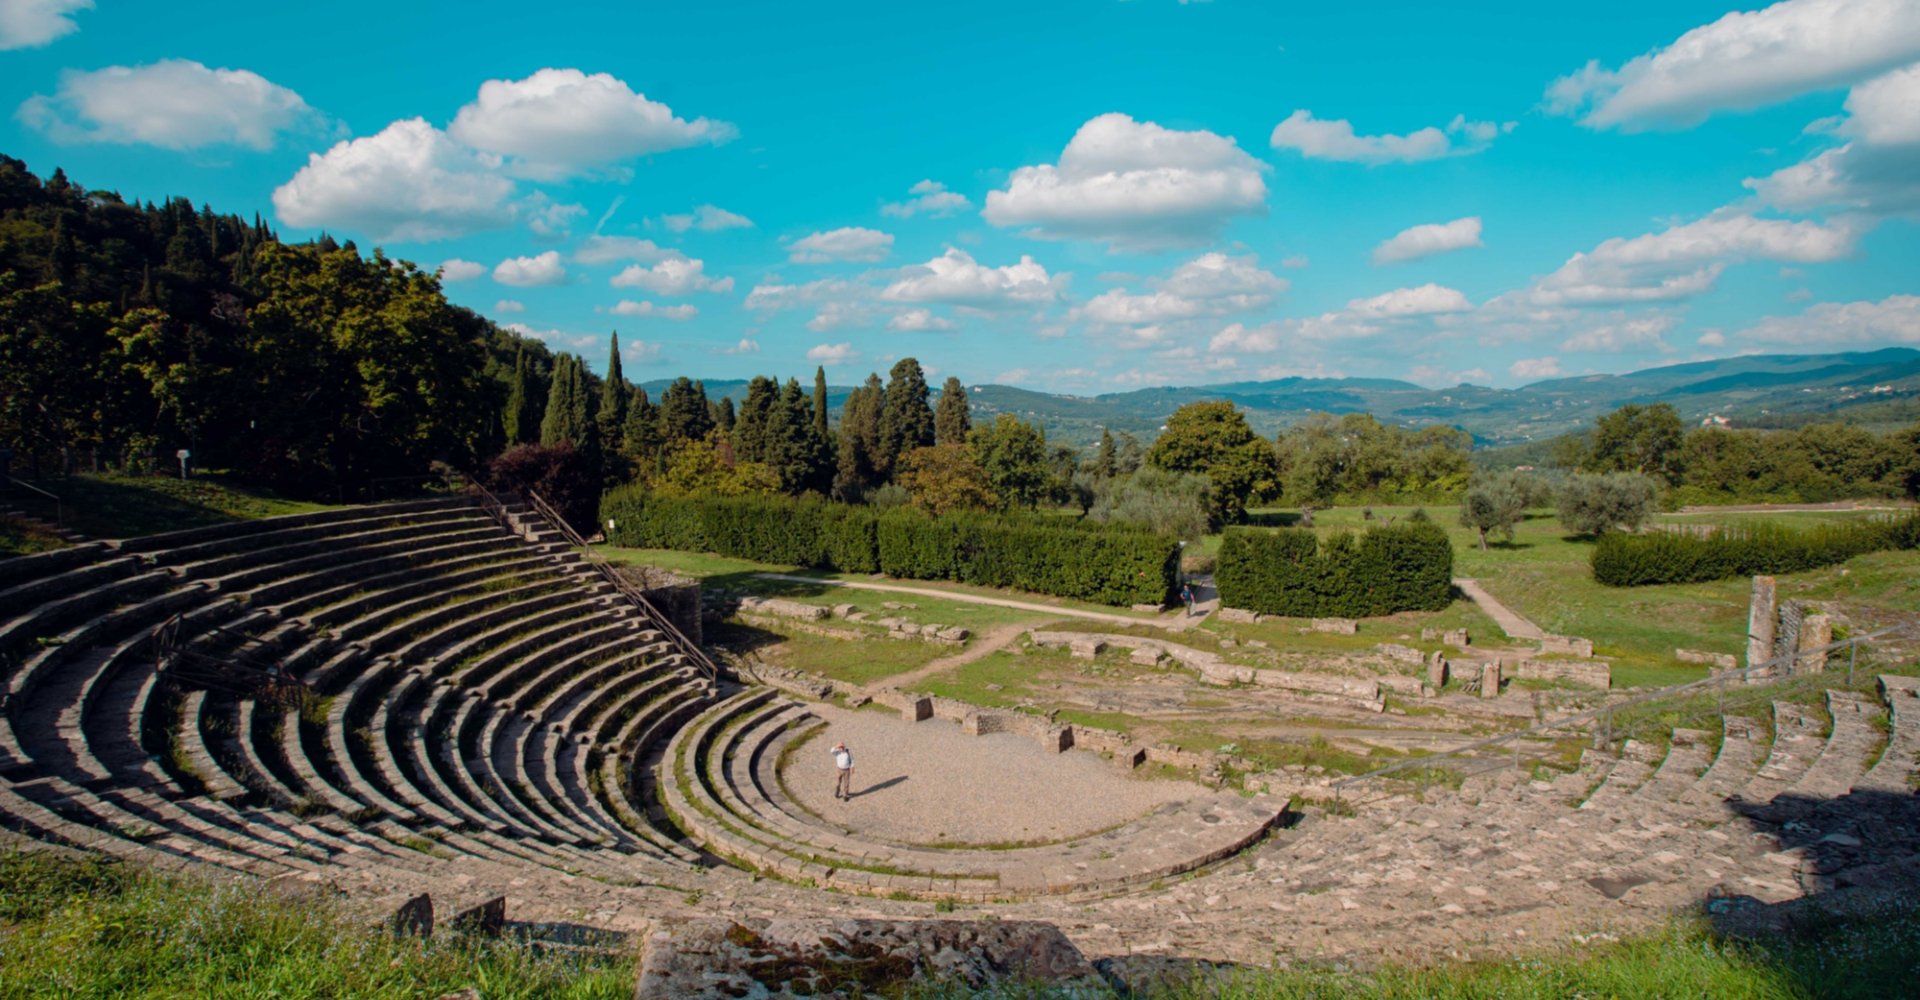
[983,112,1268,249]
[503,322,599,353]
[438,258,486,282]
[273,118,516,242]
[721,338,760,354]
[882,179,971,218]
[1280,254,1310,269]
[448,68,734,179]
[1734,293,1920,344]
[1372,216,1484,264]
[610,300,698,320]
[806,302,875,333]
[807,342,860,363]
[1209,322,1289,353]
[1559,315,1677,353]
[1545,0,1920,130]
[744,277,862,312]
[18,59,324,150]
[1269,111,1508,164]
[1527,212,1861,306]
[888,309,956,332]
[1346,283,1473,317]
[493,251,567,287]
[656,204,753,232]
[1698,331,1728,347]
[0,0,90,50]
[610,257,733,295]
[1509,357,1564,379]
[525,195,586,238]
[881,247,1062,306]
[494,299,526,314]
[573,235,676,265]
[1746,64,1920,215]
[787,226,894,263]
[1078,252,1286,328]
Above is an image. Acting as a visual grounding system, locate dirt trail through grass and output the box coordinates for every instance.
[1453,577,1546,640]
[881,622,1032,688]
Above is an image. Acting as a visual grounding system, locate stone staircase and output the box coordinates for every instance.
[0,495,720,896]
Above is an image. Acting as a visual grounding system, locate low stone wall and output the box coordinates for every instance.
[1027,630,1383,710]
[1675,648,1738,670]
[616,565,703,647]
[1312,618,1359,635]
[1515,658,1611,689]
[1538,635,1595,658]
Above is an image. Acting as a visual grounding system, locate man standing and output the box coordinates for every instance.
[831,741,854,801]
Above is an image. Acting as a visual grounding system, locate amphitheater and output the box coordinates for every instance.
[2,493,1918,992]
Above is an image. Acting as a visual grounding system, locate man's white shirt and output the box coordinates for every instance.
[832,748,852,770]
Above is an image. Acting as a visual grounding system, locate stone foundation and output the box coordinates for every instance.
[1515,658,1611,689]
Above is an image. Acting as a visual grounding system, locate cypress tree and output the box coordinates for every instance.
[1094,427,1117,479]
[878,357,935,479]
[539,355,573,446]
[812,366,830,439]
[935,375,970,445]
[833,373,885,499]
[597,333,629,451]
[733,375,779,462]
[717,396,736,431]
[505,346,532,444]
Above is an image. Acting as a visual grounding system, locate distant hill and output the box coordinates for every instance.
[648,348,1920,449]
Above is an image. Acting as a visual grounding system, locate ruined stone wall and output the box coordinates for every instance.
[616,565,703,647]
[1514,658,1611,689]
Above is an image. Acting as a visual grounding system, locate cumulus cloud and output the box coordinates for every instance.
[787,226,894,263]
[1526,212,1862,306]
[273,118,516,242]
[983,112,1268,249]
[610,300,698,319]
[720,338,760,354]
[494,299,526,314]
[1078,252,1287,328]
[655,204,753,232]
[1346,283,1473,317]
[493,251,567,287]
[1545,0,1920,130]
[807,342,860,363]
[1734,293,1920,344]
[882,179,971,218]
[1509,357,1564,380]
[525,195,586,238]
[1559,315,1678,353]
[888,309,956,332]
[610,257,733,295]
[18,59,325,150]
[1746,63,1920,215]
[438,258,486,282]
[448,68,734,179]
[0,0,90,50]
[1372,216,1484,264]
[1269,111,1509,164]
[744,277,863,313]
[881,247,1061,306]
[573,235,676,265]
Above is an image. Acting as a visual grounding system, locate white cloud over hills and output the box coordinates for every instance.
[273,118,516,242]
[19,59,326,150]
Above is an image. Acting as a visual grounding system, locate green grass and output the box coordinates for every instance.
[0,849,632,999]
[737,625,958,687]
[6,472,338,540]
[0,516,66,557]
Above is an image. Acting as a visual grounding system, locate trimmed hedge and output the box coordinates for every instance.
[1215,514,1454,617]
[1592,512,1920,586]
[599,487,1177,606]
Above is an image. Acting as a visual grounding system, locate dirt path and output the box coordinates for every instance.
[1452,577,1545,641]
[881,622,1031,688]
[753,573,1197,631]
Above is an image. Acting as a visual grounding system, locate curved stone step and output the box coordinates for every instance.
[1782,690,1883,801]
[1857,676,1920,795]
[1634,729,1713,803]
[1681,716,1769,806]
[1738,702,1827,805]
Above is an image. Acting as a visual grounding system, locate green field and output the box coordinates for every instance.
[2,472,339,551]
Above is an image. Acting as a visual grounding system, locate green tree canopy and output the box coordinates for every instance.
[1145,401,1277,523]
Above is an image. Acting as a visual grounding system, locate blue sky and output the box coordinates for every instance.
[4,0,1918,391]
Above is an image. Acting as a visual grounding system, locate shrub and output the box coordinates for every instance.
[488,442,600,536]
[1557,472,1660,536]
[1216,513,1454,617]
[599,489,1178,606]
[1592,511,1920,586]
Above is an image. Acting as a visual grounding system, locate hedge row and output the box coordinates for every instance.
[1591,512,1920,586]
[599,487,1179,607]
[1215,514,1454,617]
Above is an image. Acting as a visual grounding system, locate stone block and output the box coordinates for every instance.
[1747,575,1778,669]
[1515,658,1611,689]
[1129,646,1165,667]
[448,896,506,937]
[1068,638,1106,659]
[905,696,933,722]
[1796,613,1833,673]
[388,893,432,937]
[737,596,829,621]
[831,603,859,618]
[1538,635,1594,658]
[1479,661,1502,698]
[1311,618,1359,634]
[1116,745,1147,768]
[1131,602,1168,613]
[920,622,943,637]
[1376,642,1424,665]
[1443,629,1470,648]
[1218,607,1262,624]
[936,626,971,642]
[1675,648,1737,670]
[1426,651,1449,689]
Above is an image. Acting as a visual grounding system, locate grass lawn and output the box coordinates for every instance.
[0,516,65,557]
[733,625,960,687]
[6,472,337,540]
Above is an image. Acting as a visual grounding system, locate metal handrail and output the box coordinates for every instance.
[3,475,63,525]
[521,489,718,682]
[1329,622,1918,794]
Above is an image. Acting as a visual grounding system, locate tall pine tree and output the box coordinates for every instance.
[878,357,935,479]
[935,375,970,445]
[504,346,534,445]
[597,333,629,452]
[812,366,830,439]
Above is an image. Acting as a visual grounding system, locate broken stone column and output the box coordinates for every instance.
[1479,660,1502,698]
[1746,575,1778,669]
[1796,614,1833,673]
[1426,651,1449,690]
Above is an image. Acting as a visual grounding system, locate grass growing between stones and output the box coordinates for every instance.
[0,515,65,557]
[9,471,338,540]
[0,849,632,999]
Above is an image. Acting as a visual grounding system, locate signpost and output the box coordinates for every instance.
[176,448,191,480]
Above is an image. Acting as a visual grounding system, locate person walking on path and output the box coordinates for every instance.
[1181,581,1195,618]
[831,741,854,801]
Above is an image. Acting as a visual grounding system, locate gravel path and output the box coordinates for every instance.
[781,704,1203,847]
[1452,577,1545,641]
